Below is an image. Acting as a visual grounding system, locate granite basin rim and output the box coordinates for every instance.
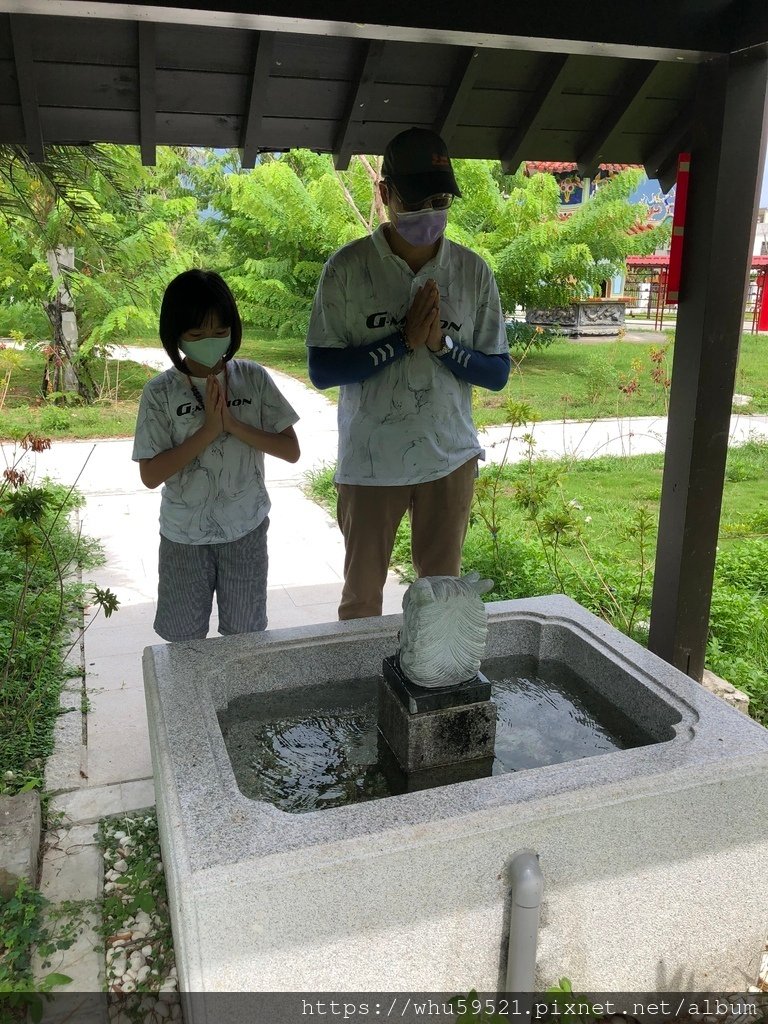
[141,596,768,875]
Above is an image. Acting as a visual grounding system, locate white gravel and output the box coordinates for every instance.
[101,814,181,1023]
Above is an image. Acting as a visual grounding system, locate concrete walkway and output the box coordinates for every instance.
[3,346,767,823]
[5,347,768,998]
[19,361,405,818]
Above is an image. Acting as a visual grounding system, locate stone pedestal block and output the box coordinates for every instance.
[382,654,491,712]
[377,661,497,772]
[377,733,494,793]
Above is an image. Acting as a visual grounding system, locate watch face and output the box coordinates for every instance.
[445,335,454,351]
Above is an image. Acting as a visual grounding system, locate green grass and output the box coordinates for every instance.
[307,441,768,563]
[0,479,104,792]
[563,442,768,541]
[0,334,333,439]
[476,331,768,427]
[0,345,156,439]
[1,329,766,439]
[102,329,768,426]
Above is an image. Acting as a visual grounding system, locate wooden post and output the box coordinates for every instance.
[648,48,768,678]
[757,269,768,331]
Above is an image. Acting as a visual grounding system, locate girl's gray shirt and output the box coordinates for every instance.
[132,359,298,544]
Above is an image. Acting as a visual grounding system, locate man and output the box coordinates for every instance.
[307,127,510,619]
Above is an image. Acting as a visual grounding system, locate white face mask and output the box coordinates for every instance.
[179,334,231,368]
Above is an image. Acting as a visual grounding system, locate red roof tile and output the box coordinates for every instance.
[524,161,641,175]
[626,222,657,235]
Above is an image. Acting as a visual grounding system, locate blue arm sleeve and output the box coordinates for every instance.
[308,332,409,389]
[435,345,510,391]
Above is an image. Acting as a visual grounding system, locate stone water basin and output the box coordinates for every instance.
[142,595,768,1002]
[218,655,670,813]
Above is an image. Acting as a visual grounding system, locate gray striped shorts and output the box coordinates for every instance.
[154,518,269,642]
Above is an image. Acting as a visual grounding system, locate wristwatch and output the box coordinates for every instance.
[433,334,455,357]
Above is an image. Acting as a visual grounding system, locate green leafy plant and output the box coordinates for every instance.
[448,980,602,1024]
[301,462,338,508]
[473,402,539,574]
[505,322,561,378]
[541,978,602,1024]
[0,878,78,1020]
[474,418,655,638]
[0,436,119,794]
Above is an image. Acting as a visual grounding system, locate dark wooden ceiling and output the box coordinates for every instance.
[1,0,766,182]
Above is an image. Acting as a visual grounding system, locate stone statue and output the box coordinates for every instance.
[399,573,494,689]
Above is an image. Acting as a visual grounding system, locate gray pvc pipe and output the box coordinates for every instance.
[505,851,544,993]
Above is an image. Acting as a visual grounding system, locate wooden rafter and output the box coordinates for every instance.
[139,21,156,166]
[499,54,571,174]
[241,31,274,169]
[433,48,481,145]
[333,39,386,171]
[576,60,659,177]
[9,15,44,163]
[644,102,695,191]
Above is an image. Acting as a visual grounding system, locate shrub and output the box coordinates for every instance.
[0,300,49,340]
[715,541,768,596]
[0,439,117,793]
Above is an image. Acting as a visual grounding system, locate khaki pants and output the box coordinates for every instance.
[336,457,478,620]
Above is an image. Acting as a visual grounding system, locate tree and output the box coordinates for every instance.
[0,145,219,401]
[0,145,145,400]
[208,150,384,335]
[1,146,670,375]
[448,160,670,312]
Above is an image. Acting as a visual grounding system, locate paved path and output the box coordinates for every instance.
[5,352,406,808]
[3,345,767,822]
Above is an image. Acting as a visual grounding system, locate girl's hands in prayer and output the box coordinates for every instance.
[203,374,224,440]
[220,373,238,435]
[221,399,237,435]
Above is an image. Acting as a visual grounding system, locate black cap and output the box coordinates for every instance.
[382,128,462,204]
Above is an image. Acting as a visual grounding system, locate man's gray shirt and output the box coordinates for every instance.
[307,226,507,486]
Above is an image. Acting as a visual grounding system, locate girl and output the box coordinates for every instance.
[132,269,300,642]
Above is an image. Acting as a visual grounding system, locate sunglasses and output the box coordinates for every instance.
[390,184,454,212]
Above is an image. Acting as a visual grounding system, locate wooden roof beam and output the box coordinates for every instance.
[333,39,386,171]
[500,54,571,174]
[138,21,156,166]
[576,60,659,177]
[240,31,274,170]
[644,103,695,191]
[433,47,481,146]
[9,15,44,163]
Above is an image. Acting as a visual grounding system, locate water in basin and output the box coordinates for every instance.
[218,654,660,813]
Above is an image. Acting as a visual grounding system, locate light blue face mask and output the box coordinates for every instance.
[179,333,231,368]
[392,208,448,247]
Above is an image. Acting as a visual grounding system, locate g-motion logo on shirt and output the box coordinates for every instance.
[176,397,253,417]
[365,311,462,332]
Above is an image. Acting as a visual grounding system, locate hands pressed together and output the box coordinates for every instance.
[404,280,443,353]
[202,374,237,441]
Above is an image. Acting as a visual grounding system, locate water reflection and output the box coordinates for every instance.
[218,657,655,814]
